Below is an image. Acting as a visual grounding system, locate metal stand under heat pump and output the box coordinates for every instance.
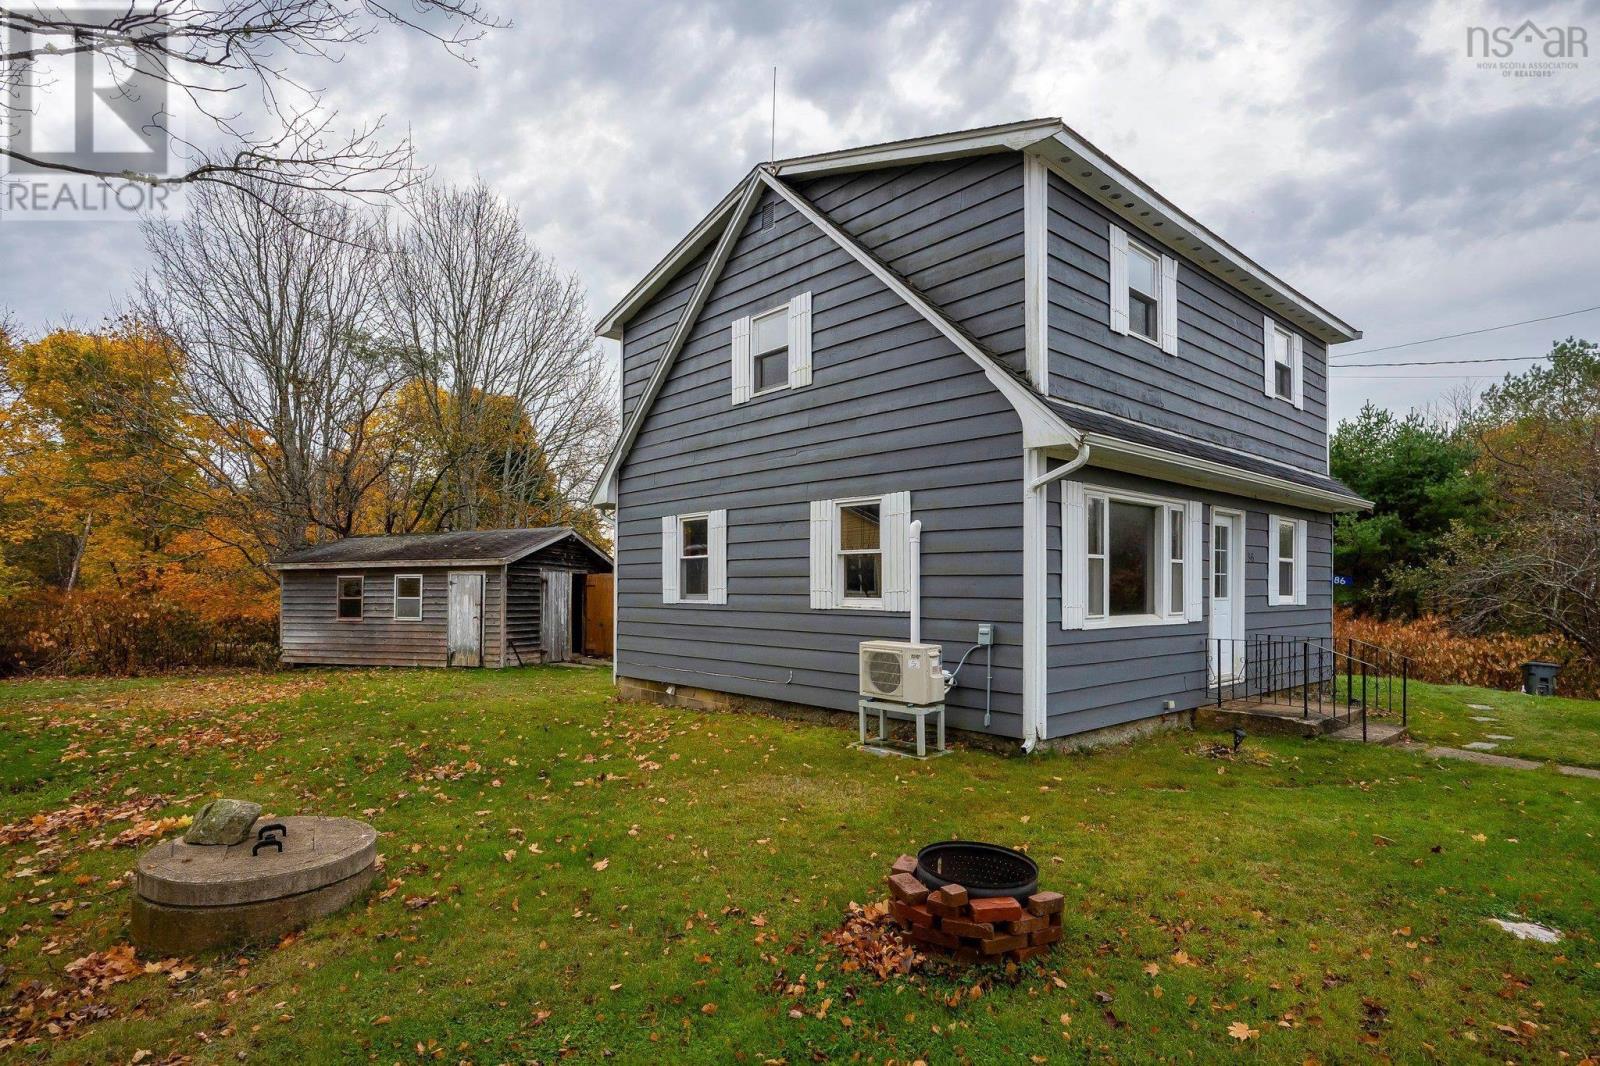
[857,698,947,759]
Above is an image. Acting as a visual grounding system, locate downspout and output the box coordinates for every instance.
[908,519,922,645]
[1021,442,1093,753]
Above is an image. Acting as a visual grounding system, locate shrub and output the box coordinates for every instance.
[1334,609,1597,699]
[0,588,277,677]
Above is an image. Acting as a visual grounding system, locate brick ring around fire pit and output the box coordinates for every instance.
[885,845,1063,965]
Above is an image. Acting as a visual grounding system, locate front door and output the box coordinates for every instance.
[447,572,484,667]
[1209,511,1245,682]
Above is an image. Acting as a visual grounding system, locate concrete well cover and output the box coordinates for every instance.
[136,816,377,907]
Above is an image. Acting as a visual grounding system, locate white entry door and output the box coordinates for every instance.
[447,572,484,667]
[1209,511,1245,682]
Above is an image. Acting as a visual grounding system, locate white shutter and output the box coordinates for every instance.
[881,491,911,612]
[707,509,727,605]
[1159,255,1179,355]
[1267,514,1281,603]
[787,291,812,388]
[1294,519,1309,606]
[730,316,752,405]
[809,500,835,610]
[1061,481,1087,629]
[1184,500,1204,622]
[1107,224,1129,336]
[1262,316,1277,399]
[1290,332,1305,410]
[661,516,680,604]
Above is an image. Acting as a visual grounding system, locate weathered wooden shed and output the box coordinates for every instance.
[273,528,612,669]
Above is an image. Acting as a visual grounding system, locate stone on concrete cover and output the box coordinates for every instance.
[1464,741,1498,751]
[184,799,263,845]
[1487,917,1561,943]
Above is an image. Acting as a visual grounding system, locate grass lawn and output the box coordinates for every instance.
[1395,679,1600,769]
[2,666,1597,1063]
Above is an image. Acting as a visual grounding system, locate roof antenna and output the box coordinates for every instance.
[770,66,777,162]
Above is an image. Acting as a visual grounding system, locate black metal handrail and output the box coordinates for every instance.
[1208,634,1409,741]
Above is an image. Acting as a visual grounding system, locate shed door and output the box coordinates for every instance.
[542,570,573,662]
[447,572,484,667]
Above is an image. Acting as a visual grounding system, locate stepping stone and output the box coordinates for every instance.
[1464,741,1498,751]
[1467,704,1494,711]
[1486,734,1514,741]
[1469,716,1497,722]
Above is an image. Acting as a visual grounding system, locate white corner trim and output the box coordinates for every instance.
[757,170,1079,451]
[591,174,766,507]
[1023,153,1049,392]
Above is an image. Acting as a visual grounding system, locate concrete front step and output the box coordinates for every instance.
[1330,721,1409,745]
[1194,702,1347,739]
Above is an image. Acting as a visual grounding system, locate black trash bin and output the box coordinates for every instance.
[1521,660,1561,696]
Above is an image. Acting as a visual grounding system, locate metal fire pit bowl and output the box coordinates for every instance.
[914,840,1038,902]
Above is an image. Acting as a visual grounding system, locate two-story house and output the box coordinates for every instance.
[591,118,1369,751]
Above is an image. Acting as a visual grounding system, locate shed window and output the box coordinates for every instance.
[394,575,422,621]
[337,575,363,620]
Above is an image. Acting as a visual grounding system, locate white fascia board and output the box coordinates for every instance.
[590,174,766,507]
[758,170,1079,451]
[770,118,1061,178]
[1073,433,1372,513]
[1028,131,1361,345]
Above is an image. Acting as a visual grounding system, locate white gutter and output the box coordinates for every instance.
[1021,443,1093,753]
[908,519,923,646]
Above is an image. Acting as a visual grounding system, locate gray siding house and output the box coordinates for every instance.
[592,118,1368,749]
[274,528,611,669]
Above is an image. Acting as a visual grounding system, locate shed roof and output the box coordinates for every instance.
[272,528,611,570]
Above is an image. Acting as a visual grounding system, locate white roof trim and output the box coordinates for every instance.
[1068,433,1372,513]
[768,117,1061,178]
[592,174,765,507]
[1030,129,1359,344]
[757,170,1078,452]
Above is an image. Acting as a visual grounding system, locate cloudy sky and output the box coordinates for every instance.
[4,0,1598,424]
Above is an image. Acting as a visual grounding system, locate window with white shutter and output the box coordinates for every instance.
[1110,224,1176,353]
[731,292,812,405]
[664,511,727,605]
[808,491,909,611]
[1263,317,1303,409]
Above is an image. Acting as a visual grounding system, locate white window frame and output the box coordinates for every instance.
[730,291,813,405]
[1268,514,1308,606]
[1263,316,1304,410]
[392,573,423,622]
[1125,238,1162,346]
[749,305,790,397]
[1108,224,1179,356]
[1080,487,1190,630]
[834,496,886,610]
[336,574,364,621]
[676,512,712,603]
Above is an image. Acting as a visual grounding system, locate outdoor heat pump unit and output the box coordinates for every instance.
[859,641,946,706]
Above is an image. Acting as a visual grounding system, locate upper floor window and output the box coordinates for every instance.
[1108,224,1178,356]
[1262,316,1304,410]
[731,292,812,404]
[337,575,363,620]
[661,511,726,604]
[1063,484,1201,629]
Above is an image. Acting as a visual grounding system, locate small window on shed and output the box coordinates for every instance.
[337,575,364,619]
[394,575,422,621]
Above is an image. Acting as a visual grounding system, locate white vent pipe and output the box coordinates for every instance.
[908,519,923,645]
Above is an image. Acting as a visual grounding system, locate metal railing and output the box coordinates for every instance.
[1208,635,1410,741]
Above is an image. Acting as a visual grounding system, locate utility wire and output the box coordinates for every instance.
[1330,304,1600,359]
[1330,354,1549,369]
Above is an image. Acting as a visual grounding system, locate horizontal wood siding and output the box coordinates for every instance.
[1045,465,1333,736]
[622,245,713,427]
[280,567,505,669]
[796,155,1027,379]
[616,163,1028,737]
[501,539,610,666]
[1045,171,1329,472]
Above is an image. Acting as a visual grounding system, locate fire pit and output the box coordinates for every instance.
[915,840,1037,902]
[884,842,1062,965]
